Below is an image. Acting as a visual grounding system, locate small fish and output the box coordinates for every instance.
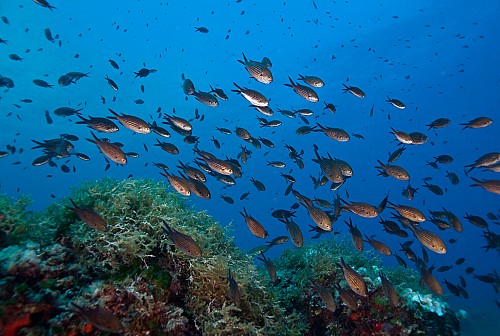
[386,97,406,109]
[297,74,324,87]
[86,132,127,164]
[108,59,119,69]
[220,194,235,204]
[446,171,459,185]
[379,271,400,306]
[67,199,107,232]
[70,303,123,333]
[194,26,209,33]
[193,90,219,107]
[33,79,53,88]
[409,226,447,254]
[104,75,118,90]
[209,85,229,100]
[345,218,363,252]
[470,177,500,194]
[426,118,451,130]
[455,257,466,265]
[232,82,268,107]
[337,257,368,297]
[227,269,241,307]
[44,110,53,124]
[342,83,366,98]
[257,253,277,282]
[108,109,150,134]
[437,265,453,272]
[162,220,202,257]
[237,52,273,84]
[364,235,391,255]
[460,117,493,129]
[240,207,268,238]
[76,114,119,133]
[284,77,319,102]
[311,282,336,312]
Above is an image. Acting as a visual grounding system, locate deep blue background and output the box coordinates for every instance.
[1,1,499,334]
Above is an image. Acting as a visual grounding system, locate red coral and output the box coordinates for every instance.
[2,313,31,336]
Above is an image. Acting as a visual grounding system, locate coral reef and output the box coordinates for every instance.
[0,178,461,335]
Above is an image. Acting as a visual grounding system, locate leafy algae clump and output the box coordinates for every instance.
[0,193,44,245]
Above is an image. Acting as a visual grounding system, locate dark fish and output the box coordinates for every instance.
[44,110,53,124]
[162,220,202,257]
[194,26,209,33]
[386,97,406,109]
[67,199,107,232]
[227,269,241,307]
[311,282,336,312]
[44,28,55,42]
[104,75,118,90]
[379,271,400,306]
[193,90,219,107]
[342,83,366,98]
[33,79,53,88]
[460,117,493,129]
[446,171,459,185]
[232,82,268,107]
[70,303,123,333]
[297,74,324,87]
[220,194,234,204]
[345,218,363,252]
[76,114,119,133]
[426,118,451,130]
[134,68,156,78]
[108,59,119,69]
[284,76,319,102]
[455,257,465,265]
[33,0,56,11]
[209,85,229,100]
[257,253,277,282]
[54,106,82,117]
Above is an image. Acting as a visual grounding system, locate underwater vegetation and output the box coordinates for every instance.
[0,178,462,335]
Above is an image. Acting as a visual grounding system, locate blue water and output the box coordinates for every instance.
[1,0,499,334]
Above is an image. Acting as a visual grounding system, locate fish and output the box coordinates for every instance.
[463,213,488,228]
[388,202,426,222]
[470,177,500,194]
[388,146,406,163]
[33,0,56,11]
[422,181,444,195]
[193,90,219,107]
[337,257,368,297]
[379,271,400,306]
[342,199,378,218]
[76,114,119,133]
[455,257,466,265]
[311,282,336,312]
[446,171,459,185]
[220,194,235,204]
[209,85,229,100]
[250,177,266,191]
[409,226,447,254]
[108,109,150,134]
[266,236,289,246]
[237,52,273,84]
[334,284,358,311]
[345,218,363,252]
[33,79,54,88]
[426,118,451,130]
[390,127,413,144]
[297,74,324,87]
[164,114,192,132]
[437,265,453,272]
[195,26,209,33]
[284,77,319,102]
[364,235,391,255]
[154,139,179,155]
[386,97,406,109]
[465,152,500,172]
[227,269,241,307]
[181,73,195,95]
[402,184,418,201]
[240,207,268,238]
[162,220,202,257]
[134,68,156,78]
[278,217,303,247]
[70,303,123,333]
[232,82,269,107]
[104,75,118,90]
[460,117,493,129]
[86,132,127,164]
[316,123,350,142]
[44,110,53,124]
[342,83,366,98]
[376,160,410,181]
[67,199,107,232]
[160,169,190,196]
[257,253,277,282]
[108,59,119,69]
